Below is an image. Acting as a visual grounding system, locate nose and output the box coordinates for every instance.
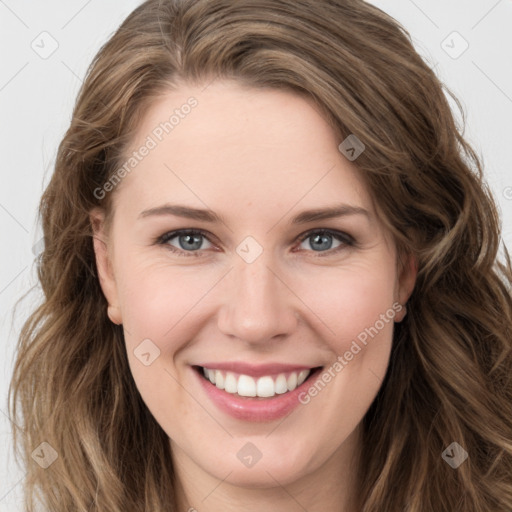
[217,253,299,345]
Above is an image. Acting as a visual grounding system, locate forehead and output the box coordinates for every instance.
[113,80,373,219]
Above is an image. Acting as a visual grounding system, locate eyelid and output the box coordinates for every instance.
[156,228,218,257]
[155,227,356,257]
[296,229,354,246]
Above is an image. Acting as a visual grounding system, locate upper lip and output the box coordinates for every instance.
[196,362,320,378]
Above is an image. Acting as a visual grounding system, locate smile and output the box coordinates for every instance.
[201,367,312,398]
[193,363,323,421]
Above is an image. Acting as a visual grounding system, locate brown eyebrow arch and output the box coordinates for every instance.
[138,203,370,224]
[291,204,370,224]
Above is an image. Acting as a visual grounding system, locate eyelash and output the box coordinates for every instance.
[155,228,356,258]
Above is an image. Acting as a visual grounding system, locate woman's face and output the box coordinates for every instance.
[92,80,416,490]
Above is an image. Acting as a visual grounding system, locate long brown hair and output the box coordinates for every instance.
[9,0,512,510]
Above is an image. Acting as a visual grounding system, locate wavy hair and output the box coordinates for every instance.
[9,0,512,510]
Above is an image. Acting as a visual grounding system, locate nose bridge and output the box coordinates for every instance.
[217,249,297,343]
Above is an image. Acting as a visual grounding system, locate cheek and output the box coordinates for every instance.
[293,263,398,441]
[115,253,212,339]
[293,258,398,346]
[116,259,197,427]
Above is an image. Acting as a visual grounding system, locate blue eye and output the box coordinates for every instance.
[156,228,354,257]
[297,230,354,254]
[157,229,213,256]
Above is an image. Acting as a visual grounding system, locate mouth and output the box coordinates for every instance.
[193,365,323,400]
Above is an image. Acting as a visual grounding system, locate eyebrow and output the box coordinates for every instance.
[138,203,370,224]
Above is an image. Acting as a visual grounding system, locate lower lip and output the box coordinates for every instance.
[194,366,323,422]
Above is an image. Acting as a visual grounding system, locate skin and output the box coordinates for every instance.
[91,80,417,512]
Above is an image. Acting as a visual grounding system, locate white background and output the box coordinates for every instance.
[1,1,511,509]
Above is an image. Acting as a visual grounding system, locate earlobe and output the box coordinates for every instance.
[107,305,122,325]
[90,208,122,325]
[394,252,418,323]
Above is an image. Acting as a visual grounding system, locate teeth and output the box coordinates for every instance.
[257,376,275,397]
[224,372,238,393]
[297,370,310,386]
[215,370,225,390]
[286,372,297,391]
[202,368,312,398]
[275,374,288,394]
[238,375,256,397]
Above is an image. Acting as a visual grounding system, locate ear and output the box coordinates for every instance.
[90,208,122,325]
[394,251,418,323]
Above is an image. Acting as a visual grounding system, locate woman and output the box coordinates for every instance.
[9,0,512,510]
